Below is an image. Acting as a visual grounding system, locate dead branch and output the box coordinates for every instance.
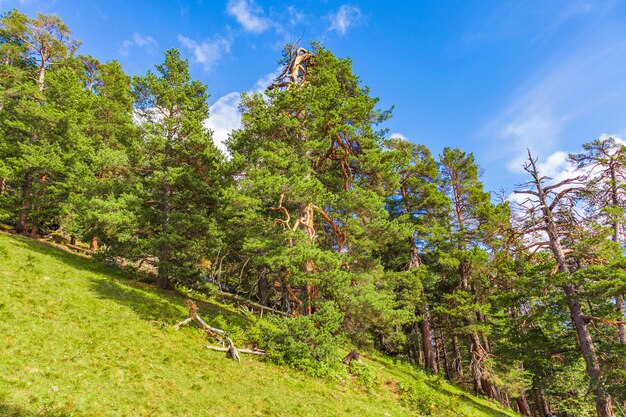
[216,290,288,316]
[207,346,266,355]
[311,204,347,247]
[270,193,291,228]
[175,300,241,362]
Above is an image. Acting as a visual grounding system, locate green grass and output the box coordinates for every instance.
[0,232,518,417]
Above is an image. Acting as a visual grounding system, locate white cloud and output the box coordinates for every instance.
[177,34,232,71]
[204,92,242,155]
[328,5,363,35]
[119,32,158,56]
[226,0,270,33]
[252,68,280,93]
[389,132,408,141]
[204,70,278,155]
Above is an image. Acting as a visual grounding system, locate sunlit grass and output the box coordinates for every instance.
[0,232,517,416]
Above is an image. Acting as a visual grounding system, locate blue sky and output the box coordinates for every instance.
[3,0,626,194]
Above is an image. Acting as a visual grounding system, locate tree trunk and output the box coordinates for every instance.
[563,283,614,417]
[421,305,438,373]
[257,266,271,306]
[298,202,316,315]
[534,390,550,417]
[451,332,464,378]
[617,293,626,344]
[516,392,532,416]
[437,329,451,380]
[29,223,38,239]
[90,235,99,251]
[15,175,32,233]
[157,244,170,290]
[38,63,46,92]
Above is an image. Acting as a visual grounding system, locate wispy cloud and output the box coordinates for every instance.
[226,0,270,34]
[328,5,363,35]
[287,5,305,26]
[177,34,232,71]
[483,28,626,173]
[119,33,158,56]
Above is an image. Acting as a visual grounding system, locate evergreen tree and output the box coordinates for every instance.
[226,44,407,346]
[0,10,81,236]
[62,57,141,252]
[133,49,224,289]
[383,137,449,372]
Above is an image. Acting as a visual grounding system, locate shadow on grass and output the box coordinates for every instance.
[8,235,126,279]
[359,352,512,417]
[422,379,511,417]
[6,233,252,329]
[0,400,84,417]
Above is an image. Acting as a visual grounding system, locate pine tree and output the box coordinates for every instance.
[0,10,81,236]
[133,49,225,289]
[226,44,407,345]
[384,137,449,372]
[438,147,500,397]
[61,57,141,252]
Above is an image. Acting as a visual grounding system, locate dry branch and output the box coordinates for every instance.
[176,300,241,362]
[207,346,266,355]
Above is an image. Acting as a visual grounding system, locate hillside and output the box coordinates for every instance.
[0,232,517,417]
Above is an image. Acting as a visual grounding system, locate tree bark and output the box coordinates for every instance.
[516,392,532,417]
[437,330,451,380]
[298,202,316,315]
[90,235,98,251]
[15,175,32,233]
[157,244,170,289]
[451,332,464,378]
[420,305,438,373]
[617,293,626,344]
[29,224,38,239]
[257,266,271,306]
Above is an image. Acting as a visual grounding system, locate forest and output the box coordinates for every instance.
[0,9,625,417]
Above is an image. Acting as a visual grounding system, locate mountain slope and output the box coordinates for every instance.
[0,232,517,417]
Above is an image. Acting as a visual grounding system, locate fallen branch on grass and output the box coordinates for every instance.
[207,346,266,356]
[176,299,241,363]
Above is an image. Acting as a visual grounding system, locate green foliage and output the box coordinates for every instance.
[399,381,438,415]
[347,361,379,391]
[261,302,345,377]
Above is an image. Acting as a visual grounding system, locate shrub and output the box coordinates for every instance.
[348,361,379,391]
[399,381,437,415]
[260,301,345,377]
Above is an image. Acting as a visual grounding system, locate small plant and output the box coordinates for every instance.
[348,361,379,391]
[399,381,437,415]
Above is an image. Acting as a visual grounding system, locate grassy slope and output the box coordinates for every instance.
[0,232,518,417]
